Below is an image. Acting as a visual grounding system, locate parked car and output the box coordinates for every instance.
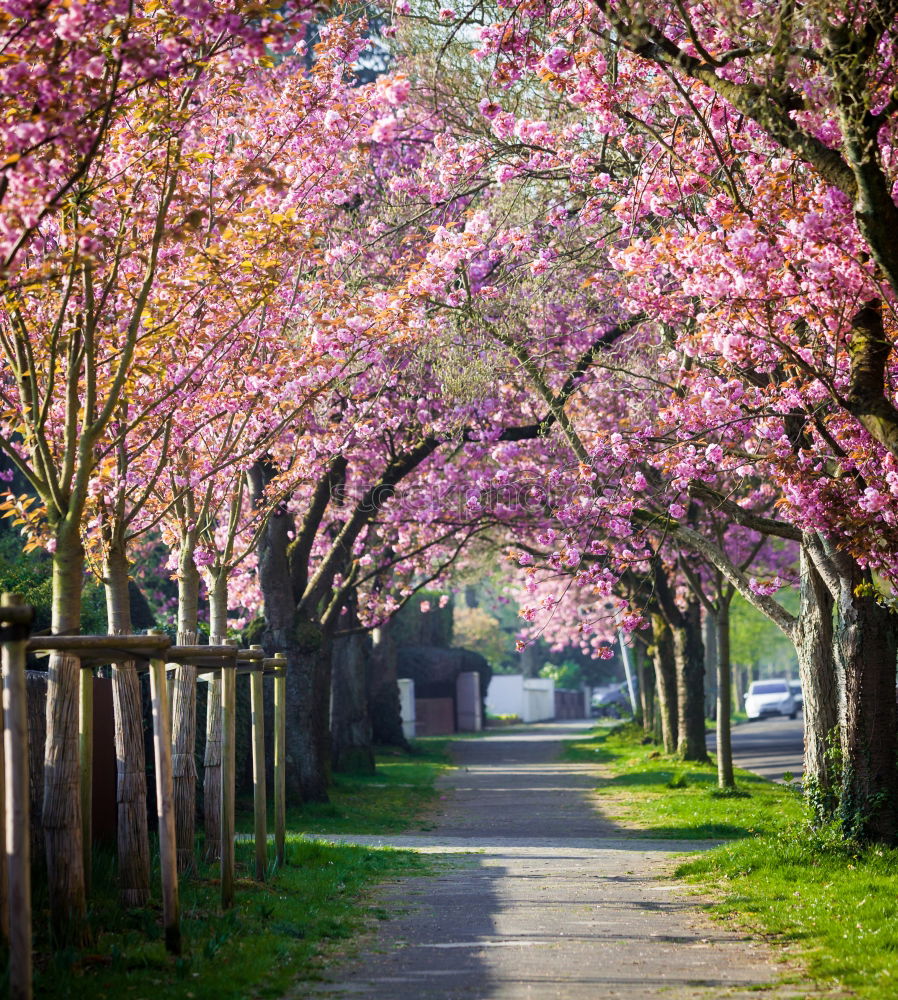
[745,679,797,720]
[788,681,803,711]
[591,684,631,718]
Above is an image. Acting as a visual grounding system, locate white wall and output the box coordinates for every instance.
[523,678,554,722]
[398,678,416,741]
[486,674,524,718]
[486,674,555,722]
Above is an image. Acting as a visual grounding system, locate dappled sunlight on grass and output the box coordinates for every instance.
[564,723,802,839]
[680,829,898,1000]
[235,742,453,837]
[33,743,452,1000]
[573,723,898,998]
[31,838,433,1000]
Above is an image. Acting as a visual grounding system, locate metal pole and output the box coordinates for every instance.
[618,630,638,715]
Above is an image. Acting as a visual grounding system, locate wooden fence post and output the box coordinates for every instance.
[273,655,286,868]
[249,647,267,881]
[0,594,33,1000]
[0,664,6,949]
[220,661,236,909]
[3,594,33,1000]
[79,668,93,894]
[148,638,181,955]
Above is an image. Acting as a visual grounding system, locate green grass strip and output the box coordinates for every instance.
[563,722,803,838]
[572,723,898,998]
[30,743,451,999]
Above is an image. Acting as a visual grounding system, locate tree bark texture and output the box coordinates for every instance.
[672,598,708,762]
[104,545,151,907]
[171,657,198,874]
[204,621,227,863]
[649,614,678,753]
[331,627,375,774]
[172,540,200,873]
[288,620,332,802]
[44,530,87,944]
[795,543,839,819]
[635,641,655,736]
[834,566,898,844]
[253,486,333,802]
[367,623,408,748]
[715,602,735,790]
[26,670,47,860]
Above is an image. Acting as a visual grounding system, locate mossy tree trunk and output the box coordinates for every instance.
[834,564,898,844]
[649,613,678,754]
[795,540,839,820]
[715,595,735,790]
[672,597,709,763]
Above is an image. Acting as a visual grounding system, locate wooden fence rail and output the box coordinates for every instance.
[0,613,289,1000]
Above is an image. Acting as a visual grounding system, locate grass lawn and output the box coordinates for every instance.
[236,740,453,836]
[30,742,451,1000]
[571,723,898,999]
[563,722,803,838]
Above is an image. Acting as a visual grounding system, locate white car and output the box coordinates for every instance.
[745,679,797,720]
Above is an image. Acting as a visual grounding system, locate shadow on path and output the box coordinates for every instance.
[298,722,824,1000]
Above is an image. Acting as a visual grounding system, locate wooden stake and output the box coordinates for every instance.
[220,664,236,908]
[148,646,181,955]
[3,594,33,1000]
[250,653,267,881]
[0,660,7,949]
[79,668,93,895]
[273,656,286,869]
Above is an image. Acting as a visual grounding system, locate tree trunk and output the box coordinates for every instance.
[649,613,678,753]
[44,524,87,944]
[203,570,228,862]
[634,640,655,736]
[171,542,200,873]
[672,598,708,762]
[795,543,839,820]
[331,625,375,774]
[715,600,735,790]
[368,621,408,748]
[104,544,151,908]
[834,564,898,844]
[287,618,332,801]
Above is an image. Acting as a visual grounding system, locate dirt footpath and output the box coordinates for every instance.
[298,723,838,1000]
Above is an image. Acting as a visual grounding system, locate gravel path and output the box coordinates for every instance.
[297,722,837,1000]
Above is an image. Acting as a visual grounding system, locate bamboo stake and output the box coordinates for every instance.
[273,656,286,869]
[148,640,181,955]
[3,594,33,1000]
[220,662,236,909]
[249,648,267,881]
[79,668,93,894]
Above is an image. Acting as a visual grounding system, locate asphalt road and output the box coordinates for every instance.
[710,715,805,782]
